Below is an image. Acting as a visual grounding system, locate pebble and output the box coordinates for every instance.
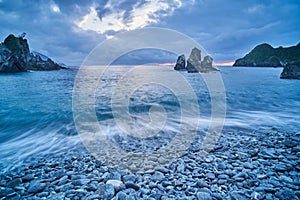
[106,180,125,192]
[72,178,90,186]
[27,182,46,193]
[217,162,226,170]
[0,130,298,199]
[96,184,115,199]
[230,191,248,200]
[275,189,298,200]
[279,175,293,184]
[196,191,212,200]
[152,171,165,182]
[125,182,140,191]
[206,172,215,179]
[7,178,22,188]
[0,187,15,197]
[275,163,293,172]
[22,174,34,182]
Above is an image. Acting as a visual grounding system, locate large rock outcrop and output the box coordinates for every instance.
[186,48,202,73]
[176,47,218,73]
[280,61,300,79]
[174,54,186,71]
[0,34,62,73]
[233,43,300,67]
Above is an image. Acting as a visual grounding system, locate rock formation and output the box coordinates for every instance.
[174,54,186,71]
[233,43,300,67]
[186,48,202,73]
[280,61,300,79]
[175,47,218,73]
[0,34,63,73]
[201,55,218,73]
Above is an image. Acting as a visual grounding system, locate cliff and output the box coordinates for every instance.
[0,34,63,73]
[233,43,300,67]
[280,61,300,79]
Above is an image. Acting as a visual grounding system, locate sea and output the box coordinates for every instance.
[0,66,299,171]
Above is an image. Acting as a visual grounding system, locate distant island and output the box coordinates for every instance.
[233,43,300,79]
[0,33,64,73]
[233,43,300,67]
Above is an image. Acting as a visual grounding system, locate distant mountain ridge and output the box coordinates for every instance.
[233,43,300,67]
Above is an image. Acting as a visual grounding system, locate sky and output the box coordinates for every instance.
[0,0,299,66]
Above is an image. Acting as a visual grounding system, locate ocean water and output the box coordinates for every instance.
[0,66,299,170]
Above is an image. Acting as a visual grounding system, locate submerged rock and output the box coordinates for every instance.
[174,54,186,71]
[0,33,63,73]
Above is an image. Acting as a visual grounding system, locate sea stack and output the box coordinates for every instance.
[174,54,186,71]
[280,61,300,79]
[175,47,218,73]
[0,33,62,73]
[186,48,202,73]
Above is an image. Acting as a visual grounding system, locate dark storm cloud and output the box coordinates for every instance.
[0,0,104,65]
[158,0,300,62]
[0,0,299,65]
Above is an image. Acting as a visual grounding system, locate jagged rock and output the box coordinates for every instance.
[185,47,219,73]
[280,61,300,79]
[186,48,202,73]
[0,34,63,73]
[174,54,186,71]
[201,55,218,72]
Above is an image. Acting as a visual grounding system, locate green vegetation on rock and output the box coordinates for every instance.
[3,34,30,56]
[233,43,300,67]
[0,33,62,73]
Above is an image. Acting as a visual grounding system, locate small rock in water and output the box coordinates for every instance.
[174,54,186,71]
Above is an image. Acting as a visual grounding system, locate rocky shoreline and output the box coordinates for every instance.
[0,128,299,200]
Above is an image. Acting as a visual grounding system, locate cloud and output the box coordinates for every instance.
[244,4,265,14]
[51,3,61,13]
[0,0,299,65]
[0,0,105,65]
[77,0,184,35]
